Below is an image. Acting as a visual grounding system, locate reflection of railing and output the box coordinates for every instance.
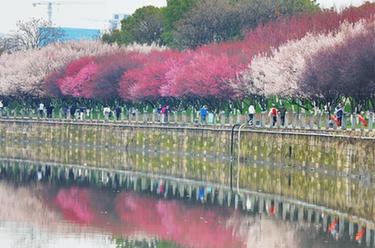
[230,123,241,191]
[0,110,374,132]
[0,158,373,246]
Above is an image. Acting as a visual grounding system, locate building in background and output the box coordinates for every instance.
[60,27,100,41]
[39,26,100,46]
[109,13,129,31]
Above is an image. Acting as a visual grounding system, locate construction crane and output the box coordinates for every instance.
[32,1,102,24]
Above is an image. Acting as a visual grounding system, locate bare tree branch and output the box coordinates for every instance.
[12,18,65,51]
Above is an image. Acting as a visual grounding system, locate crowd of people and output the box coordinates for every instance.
[2,102,213,125]
[248,103,352,128]
[0,99,370,128]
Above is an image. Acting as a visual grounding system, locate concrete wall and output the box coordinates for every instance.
[0,119,373,174]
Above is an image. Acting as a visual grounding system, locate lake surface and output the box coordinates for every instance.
[0,125,373,248]
[0,161,368,248]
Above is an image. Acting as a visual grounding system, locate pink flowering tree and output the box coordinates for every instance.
[160,51,242,110]
[57,62,98,98]
[49,52,150,100]
[127,50,181,103]
[86,52,145,99]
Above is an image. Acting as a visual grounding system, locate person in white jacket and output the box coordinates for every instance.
[248,104,256,126]
[103,106,111,120]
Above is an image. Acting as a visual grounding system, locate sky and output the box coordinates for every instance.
[0,0,372,34]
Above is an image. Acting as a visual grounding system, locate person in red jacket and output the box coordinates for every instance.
[269,104,278,127]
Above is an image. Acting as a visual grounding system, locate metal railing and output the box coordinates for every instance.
[0,108,373,132]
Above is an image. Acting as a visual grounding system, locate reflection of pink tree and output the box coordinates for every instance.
[54,187,95,224]
[115,192,245,248]
[0,184,325,247]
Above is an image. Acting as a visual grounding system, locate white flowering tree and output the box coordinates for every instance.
[238,20,371,97]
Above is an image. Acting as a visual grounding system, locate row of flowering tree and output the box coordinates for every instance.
[0,3,374,111]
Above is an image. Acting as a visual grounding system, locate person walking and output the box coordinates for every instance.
[278,105,287,127]
[335,104,343,127]
[115,105,122,120]
[103,106,111,121]
[46,103,54,119]
[269,104,278,127]
[38,102,45,118]
[70,104,77,119]
[0,100,3,117]
[156,105,162,122]
[199,105,208,125]
[79,106,86,120]
[248,104,256,126]
[161,105,169,123]
[62,105,69,119]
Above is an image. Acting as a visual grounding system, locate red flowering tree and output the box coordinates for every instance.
[127,50,181,102]
[45,56,96,98]
[160,51,242,109]
[87,52,145,99]
[48,52,147,99]
[63,56,96,77]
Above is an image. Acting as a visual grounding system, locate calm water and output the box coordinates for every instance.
[0,177,365,248]
[0,131,372,247]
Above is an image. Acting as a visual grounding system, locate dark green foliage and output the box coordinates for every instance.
[103,6,165,45]
[102,0,320,49]
[173,0,320,48]
[161,0,198,45]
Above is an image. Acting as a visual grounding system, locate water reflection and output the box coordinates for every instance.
[2,131,374,225]
[0,179,364,248]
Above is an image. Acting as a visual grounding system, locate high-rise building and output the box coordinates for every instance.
[109,13,129,31]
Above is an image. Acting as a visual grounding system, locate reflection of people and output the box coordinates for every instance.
[199,105,208,124]
[248,105,255,126]
[269,104,278,126]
